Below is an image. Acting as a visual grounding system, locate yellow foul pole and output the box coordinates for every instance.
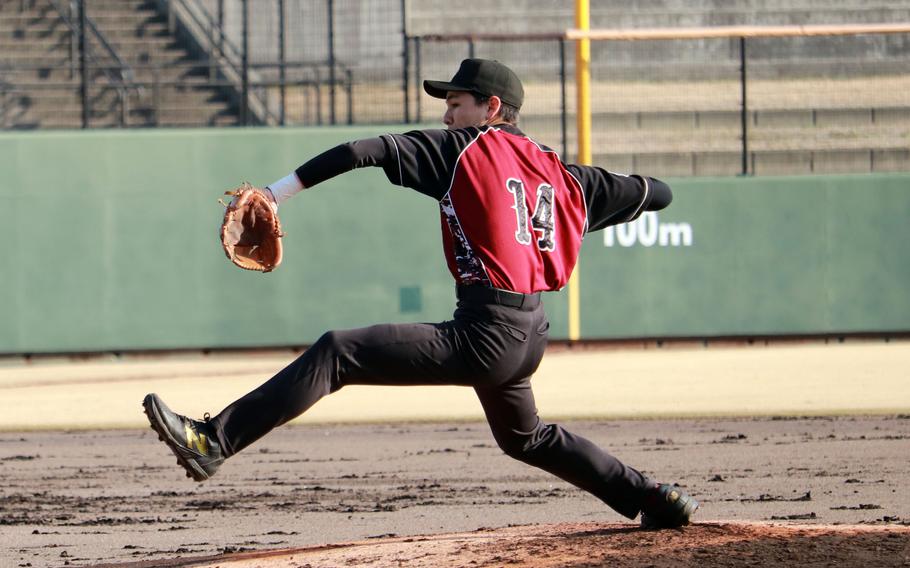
[569,0,591,341]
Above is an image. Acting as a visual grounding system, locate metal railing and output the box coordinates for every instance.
[407,27,910,176]
[3,4,908,177]
[41,0,143,126]
[157,0,359,126]
[154,0,278,124]
[53,0,137,85]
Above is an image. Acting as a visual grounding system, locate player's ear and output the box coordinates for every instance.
[485,96,502,121]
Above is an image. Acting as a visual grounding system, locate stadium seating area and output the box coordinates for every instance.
[0,0,235,128]
[406,0,910,175]
[408,0,910,34]
[1,0,908,176]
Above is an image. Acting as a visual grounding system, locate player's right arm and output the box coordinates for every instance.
[266,128,480,205]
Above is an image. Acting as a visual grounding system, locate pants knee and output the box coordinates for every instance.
[311,330,346,357]
[304,330,348,392]
[493,429,539,463]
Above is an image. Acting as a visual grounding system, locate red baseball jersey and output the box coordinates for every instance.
[439,128,586,293]
[294,124,666,294]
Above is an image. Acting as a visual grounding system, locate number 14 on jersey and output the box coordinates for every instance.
[507,178,556,252]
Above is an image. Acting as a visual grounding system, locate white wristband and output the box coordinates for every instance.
[266,172,305,206]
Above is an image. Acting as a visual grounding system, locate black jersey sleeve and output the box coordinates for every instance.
[293,128,480,201]
[566,164,673,233]
[378,128,480,200]
[294,137,390,188]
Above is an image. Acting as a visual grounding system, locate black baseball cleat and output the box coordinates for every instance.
[640,482,699,529]
[142,393,224,482]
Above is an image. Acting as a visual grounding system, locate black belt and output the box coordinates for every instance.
[456,285,541,309]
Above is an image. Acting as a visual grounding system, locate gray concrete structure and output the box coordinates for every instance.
[2,0,908,176]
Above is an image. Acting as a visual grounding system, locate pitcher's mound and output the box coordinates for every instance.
[98,521,910,568]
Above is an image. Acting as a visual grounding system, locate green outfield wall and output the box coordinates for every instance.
[578,175,910,338]
[1,127,907,354]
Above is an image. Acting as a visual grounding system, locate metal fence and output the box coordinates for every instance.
[164,0,405,126]
[2,0,909,177]
[409,28,910,176]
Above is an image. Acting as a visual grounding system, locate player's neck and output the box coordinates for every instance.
[482,117,511,128]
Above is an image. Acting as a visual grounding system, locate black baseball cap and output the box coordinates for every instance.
[423,58,524,110]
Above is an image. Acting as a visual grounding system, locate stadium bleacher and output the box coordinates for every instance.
[1,0,907,176]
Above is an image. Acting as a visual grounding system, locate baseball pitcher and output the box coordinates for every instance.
[144,59,698,529]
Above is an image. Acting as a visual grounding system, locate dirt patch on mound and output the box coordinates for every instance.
[91,522,910,568]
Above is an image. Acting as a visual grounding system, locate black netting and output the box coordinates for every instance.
[3,0,908,175]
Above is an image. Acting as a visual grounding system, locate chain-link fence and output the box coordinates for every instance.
[409,29,910,176]
[184,0,407,125]
[2,0,909,176]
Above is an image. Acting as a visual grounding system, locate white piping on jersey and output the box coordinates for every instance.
[441,125,497,200]
[564,169,590,236]
[382,134,405,186]
[439,127,497,285]
[523,134,590,238]
[624,176,651,222]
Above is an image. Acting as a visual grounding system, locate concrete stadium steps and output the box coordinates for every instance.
[0,6,54,18]
[87,36,181,53]
[408,0,910,34]
[1,54,73,68]
[3,0,909,179]
[0,37,70,52]
[518,106,910,176]
[78,2,237,120]
[0,94,238,130]
[408,0,910,84]
[4,83,231,107]
[456,44,908,77]
[82,0,159,12]
[74,24,172,39]
[68,11,164,28]
[1,66,79,82]
[2,80,233,113]
[0,23,172,41]
[591,147,910,177]
[574,125,910,154]
[523,107,910,134]
[0,14,66,32]
[540,125,910,166]
[0,0,57,12]
[0,38,193,66]
[0,0,239,128]
[0,23,67,38]
[0,55,205,80]
[100,47,195,66]
[2,97,240,129]
[83,0,159,13]
[2,62,227,87]
[0,6,172,38]
[0,83,237,128]
[1,112,237,130]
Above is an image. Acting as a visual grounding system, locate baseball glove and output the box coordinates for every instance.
[219,182,284,273]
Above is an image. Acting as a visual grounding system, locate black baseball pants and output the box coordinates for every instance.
[209,288,652,519]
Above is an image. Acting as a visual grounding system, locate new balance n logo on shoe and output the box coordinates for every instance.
[185,424,209,455]
[143,393,225,482]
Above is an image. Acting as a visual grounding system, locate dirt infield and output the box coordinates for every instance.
[97,523,910,568]
[2,341,908,566]
[3,416,909,567]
